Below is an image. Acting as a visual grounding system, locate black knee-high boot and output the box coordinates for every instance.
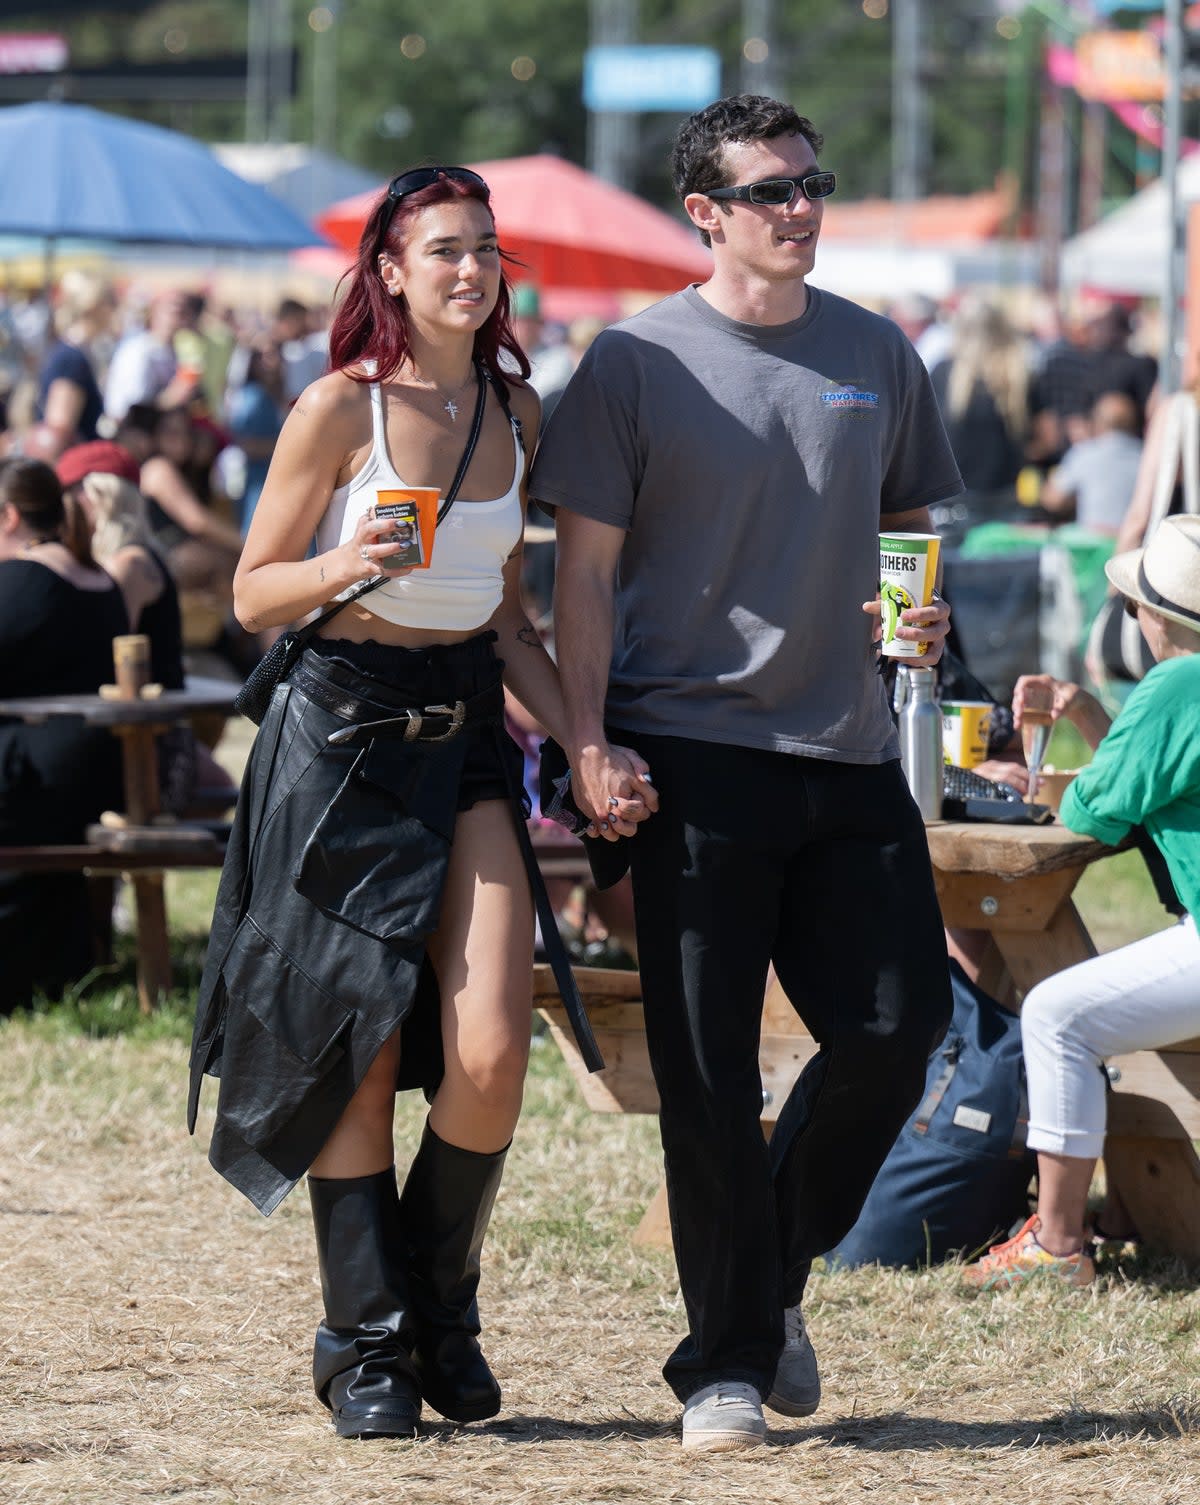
[308,1168,422,1438]
[398,1122,507,1423]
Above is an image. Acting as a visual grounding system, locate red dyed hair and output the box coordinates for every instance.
[327,170,530,387]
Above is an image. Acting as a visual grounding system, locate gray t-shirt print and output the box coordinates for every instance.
[531,284,963,765]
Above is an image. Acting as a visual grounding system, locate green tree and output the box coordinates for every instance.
[311,0,591,173]
[18,0,1044,212]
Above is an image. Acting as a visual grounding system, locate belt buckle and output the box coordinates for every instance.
[421,700,466,742]
[402,709,422,742]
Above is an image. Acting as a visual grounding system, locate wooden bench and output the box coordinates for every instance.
[535,951,1200,1263]
[0,820,229,1005]
[0,635,238,1011]
[0,831,227,875]
[534,963,815,1247]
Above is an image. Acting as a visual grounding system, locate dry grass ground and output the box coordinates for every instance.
[1,716,1197,1503]
[1,1015,1198,1505]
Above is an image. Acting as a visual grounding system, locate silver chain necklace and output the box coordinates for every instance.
[408,371,473,422]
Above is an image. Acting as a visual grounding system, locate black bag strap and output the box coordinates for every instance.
[484,364,524,447]
[436,359,488,523]
[496,726,605,1073]
[288,360,490,648]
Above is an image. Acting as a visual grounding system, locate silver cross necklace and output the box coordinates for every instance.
[410,369,472,421]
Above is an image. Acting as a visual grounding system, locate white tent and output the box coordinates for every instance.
[212,143,380,221]
[1060,153,1200,296]
[812,241,1039,302]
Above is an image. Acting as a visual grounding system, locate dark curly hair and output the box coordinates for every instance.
[671,95,824,248]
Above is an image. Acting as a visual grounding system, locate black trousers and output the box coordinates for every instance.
[622,733,952,1402]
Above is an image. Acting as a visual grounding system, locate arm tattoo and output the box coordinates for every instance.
[517,624,540,648]
[319,565,325,583]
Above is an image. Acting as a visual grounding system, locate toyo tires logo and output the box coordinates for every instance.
[821,380,879,412]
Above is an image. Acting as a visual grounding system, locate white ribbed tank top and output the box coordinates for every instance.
[313,377,523,630]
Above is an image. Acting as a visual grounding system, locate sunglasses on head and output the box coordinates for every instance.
[379,166,490,237]
[703,171,837,206]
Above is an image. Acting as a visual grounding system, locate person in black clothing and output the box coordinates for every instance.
[187,164,609,1442]
[1030,301,1157,467]
[0,457,128,1013]
[928,298,1032,546]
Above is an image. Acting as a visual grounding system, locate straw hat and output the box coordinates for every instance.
[1105,514,1200,636]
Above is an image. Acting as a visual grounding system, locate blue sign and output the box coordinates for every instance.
[584,46,722,113]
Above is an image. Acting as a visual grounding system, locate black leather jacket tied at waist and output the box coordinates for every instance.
[187,645,602,1215]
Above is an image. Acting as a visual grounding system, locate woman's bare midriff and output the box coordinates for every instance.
[315,598,488,649]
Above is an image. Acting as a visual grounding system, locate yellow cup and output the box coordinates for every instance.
[941,701,993,769]
[879,531,941,658]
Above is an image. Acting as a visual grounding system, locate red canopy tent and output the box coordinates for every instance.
[315,153,712,296]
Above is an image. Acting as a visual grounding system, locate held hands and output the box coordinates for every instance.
[862,590,951,666]
[348,508,417,578]
[572,740,659,843]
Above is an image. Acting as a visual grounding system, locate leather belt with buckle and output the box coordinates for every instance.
[325,700,467,747]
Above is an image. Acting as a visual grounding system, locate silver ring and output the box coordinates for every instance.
[359,546,371,563]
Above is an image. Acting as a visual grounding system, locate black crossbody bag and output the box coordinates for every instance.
[233,362,491,726]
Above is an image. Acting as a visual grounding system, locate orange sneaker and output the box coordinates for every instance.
[962,1215,1096,1290]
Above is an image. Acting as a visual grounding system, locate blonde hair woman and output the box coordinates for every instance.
[56,445,184,691]
[928,298,1032,542]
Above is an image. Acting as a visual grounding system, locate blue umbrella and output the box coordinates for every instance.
[0,101,324,251]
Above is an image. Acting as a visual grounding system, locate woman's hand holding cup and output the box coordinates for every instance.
[348,510,417,578]
[1011,674,1078,729]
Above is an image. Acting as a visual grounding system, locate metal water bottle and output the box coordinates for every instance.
[897,666,943,821]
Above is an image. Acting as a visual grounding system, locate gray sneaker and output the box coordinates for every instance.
[681,1380,767,1452]
[766,1304,821,1417]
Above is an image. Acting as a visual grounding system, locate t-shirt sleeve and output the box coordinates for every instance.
[43,343,93,389]
[1049,446,1081,497]
[879,334,964,517]
[1059,662,1199,844]
[529,333,642,531]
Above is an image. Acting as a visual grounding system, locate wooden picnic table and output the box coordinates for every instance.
[0,636,238,1013]
[535,818,1200,1260]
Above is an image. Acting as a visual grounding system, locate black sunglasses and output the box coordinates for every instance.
[379,166,490,238]
[703,171,837,206]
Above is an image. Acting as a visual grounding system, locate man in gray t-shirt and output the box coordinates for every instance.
[531,95,960,1453]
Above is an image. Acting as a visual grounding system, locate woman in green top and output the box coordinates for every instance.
[964,514,1200,1290]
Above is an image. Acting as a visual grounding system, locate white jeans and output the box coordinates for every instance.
[1022,914,1200,1160]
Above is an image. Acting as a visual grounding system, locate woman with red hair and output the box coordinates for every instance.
[188,166,652,1439]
